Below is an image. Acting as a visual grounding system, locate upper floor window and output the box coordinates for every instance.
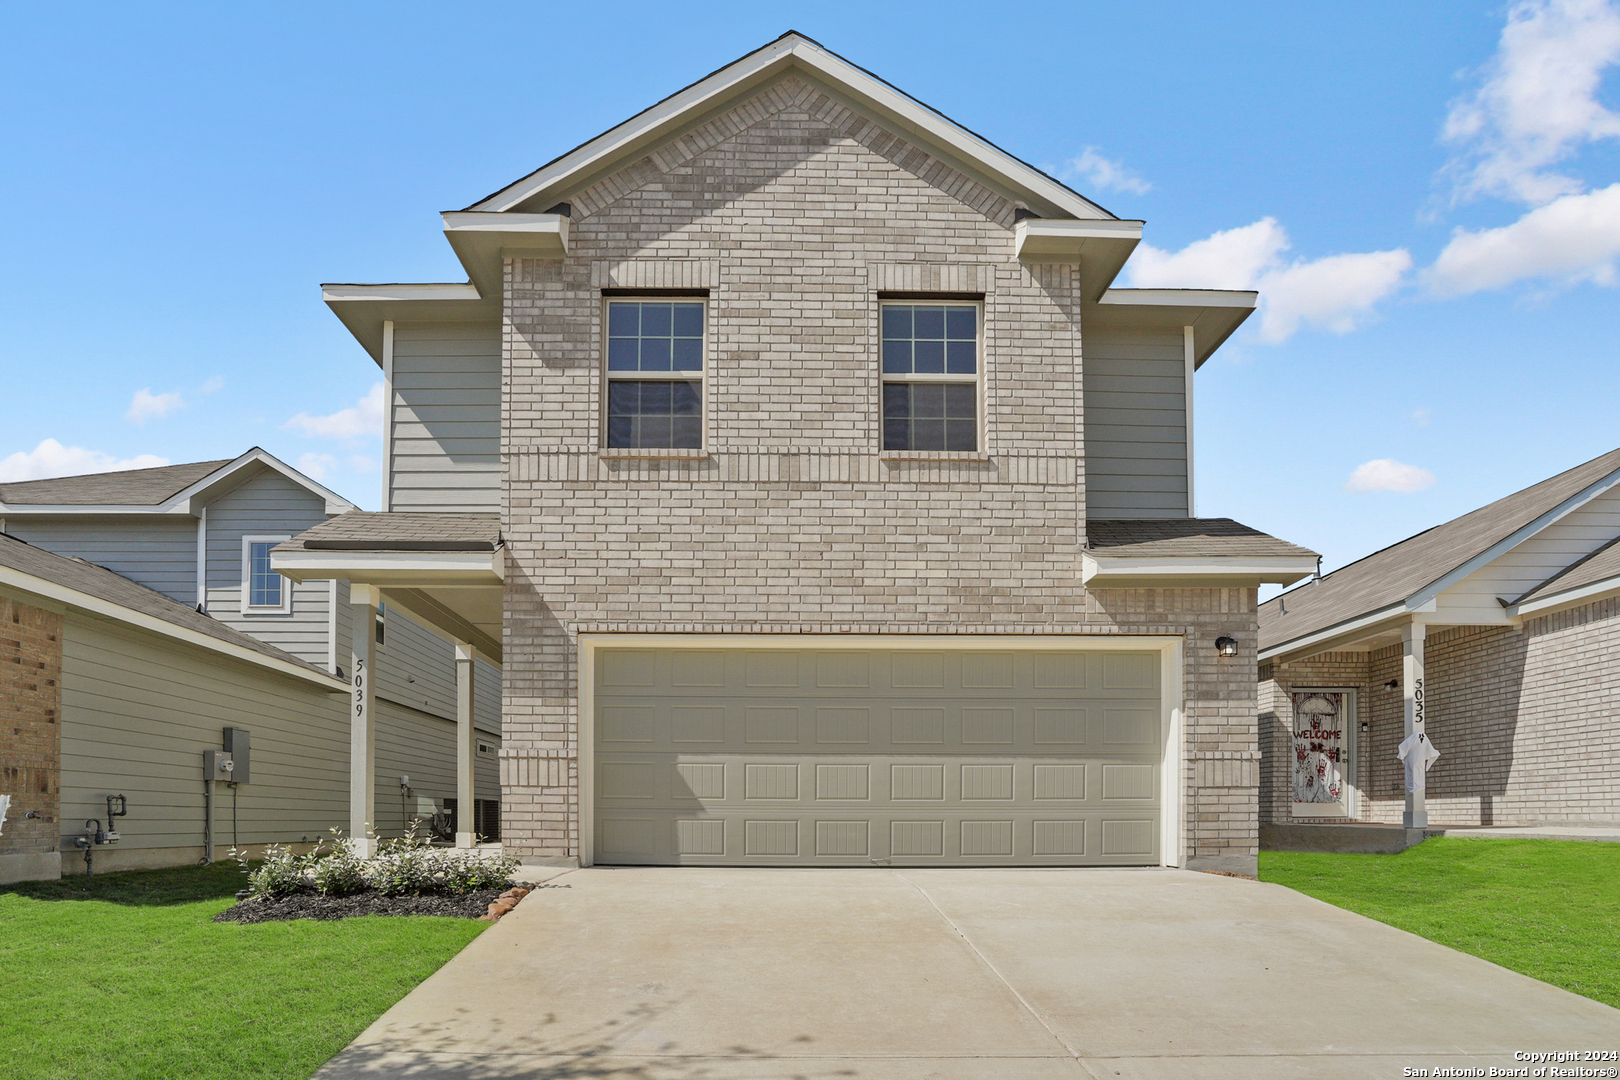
[605,299,705,449]
[241,535,292,615]
[881,302,979,452]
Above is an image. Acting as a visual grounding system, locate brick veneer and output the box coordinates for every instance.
[0,593,62,858]
[496,74,1261,871]
[1260,595,1620,827]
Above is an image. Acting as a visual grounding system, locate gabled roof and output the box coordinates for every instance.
[0,448,355,516]
[468,31,1116,221]
[1260,446,1620,655]
[1510,535,1620,613]
[0,459,230,506]
[0,532,344,690]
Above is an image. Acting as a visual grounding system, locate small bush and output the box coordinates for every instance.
[232,824,520,901]
[311,847,368,897]
[239,844,311,899]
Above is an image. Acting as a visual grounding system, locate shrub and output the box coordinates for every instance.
[232,824,520,901]
[311,846,368,897]
[237,844,311,899]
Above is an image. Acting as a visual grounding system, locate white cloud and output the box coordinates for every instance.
[1058,147,1152,196]
[1344,459,1437,494]
[1426,181,1620,294]
[200,375,225,394]
[347,454,379,473]
[125,388,185,425]
[1442,0,1620,206]
[1125,218,1411,342]
[296,452,337,482]
[1413,408,1432,426]
[284,383,384,441]
[0,439,170,483]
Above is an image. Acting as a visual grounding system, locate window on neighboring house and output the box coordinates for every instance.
[881,302,980,452]
[375,602,386,647]
[605,298,705,449]
[241,535,292,615]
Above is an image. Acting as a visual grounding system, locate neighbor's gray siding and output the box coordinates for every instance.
[57,615,348,858]
[1082,329,1189,519]
[373,700,501,837]
[204,467,332,667]
[389,323,500,513]
[6,516,198,603]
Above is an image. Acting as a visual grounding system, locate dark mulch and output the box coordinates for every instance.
[214,885,511,924]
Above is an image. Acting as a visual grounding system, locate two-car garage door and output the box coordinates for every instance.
[592,645,1165,867]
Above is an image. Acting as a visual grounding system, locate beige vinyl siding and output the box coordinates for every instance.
[474,657,501,735]
[57,615,348,855]
[389,323,500,513]
[1082,329,1189,519]
[204,467,333,666]
[7,516,198,603]
[373,701,501,837]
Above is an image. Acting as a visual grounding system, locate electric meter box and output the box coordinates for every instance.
[223,727,251,784]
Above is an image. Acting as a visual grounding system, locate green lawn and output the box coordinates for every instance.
[1260,838,1620,1009]
[0,863,487,1080]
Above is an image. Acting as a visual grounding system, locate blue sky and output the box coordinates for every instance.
[2,2,1617,589]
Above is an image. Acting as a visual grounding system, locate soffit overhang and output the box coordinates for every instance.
[1089,289,1259,368]
[1082,552,1319,590]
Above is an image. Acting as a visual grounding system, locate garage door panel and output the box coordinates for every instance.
[593,646,1164,867]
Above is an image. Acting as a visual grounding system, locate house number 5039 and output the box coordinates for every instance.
[354,658,367,716]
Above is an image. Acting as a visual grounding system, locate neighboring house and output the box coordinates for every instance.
[277,32,1320,876]
[0,450,501,880]
[1258,447,1620,831]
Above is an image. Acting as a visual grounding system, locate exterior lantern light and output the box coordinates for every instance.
[1214,636,1238,657]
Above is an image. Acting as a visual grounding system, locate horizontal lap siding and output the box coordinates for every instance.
[390,325,500,513]
[374,701,501,837]
[9,517,198,604]
[204,468,332,668]
[58,617,348,853]
[1082,332,1188,518]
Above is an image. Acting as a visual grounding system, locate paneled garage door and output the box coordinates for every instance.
[592,646,1163,866]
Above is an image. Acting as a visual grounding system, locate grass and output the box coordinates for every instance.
[0,862,488,1080]
[1260,838,1620,1009]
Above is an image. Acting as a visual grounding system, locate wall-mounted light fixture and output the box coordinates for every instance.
[1384,679,1400,690]
[1215,636,1238,657]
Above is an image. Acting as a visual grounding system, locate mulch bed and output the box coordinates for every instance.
[214,885,512,924]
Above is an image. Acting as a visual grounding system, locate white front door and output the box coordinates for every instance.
[1290,689,1356,818]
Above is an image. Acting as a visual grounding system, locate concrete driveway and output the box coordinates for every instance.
[315,867,1620,1079]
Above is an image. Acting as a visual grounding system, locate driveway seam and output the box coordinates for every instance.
[894,871,1100,1079]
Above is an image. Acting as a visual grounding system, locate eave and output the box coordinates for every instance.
[1091,289,1259,368]
[1082,552,1318,590]
[440,212,569,298]
[321,283,496,366]
[1014,220,1143,303]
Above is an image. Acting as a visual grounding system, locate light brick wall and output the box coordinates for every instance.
[1262,595,1620,827]
[0,592,62,857]
[498,74,1258,867]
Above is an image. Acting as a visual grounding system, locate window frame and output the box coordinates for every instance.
[600,293,710,452]
[240,535,293,616]
[877,297,985,455]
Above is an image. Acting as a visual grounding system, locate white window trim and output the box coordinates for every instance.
[601,295,710,452]
[240,535,293,616]
[878,298,985,454]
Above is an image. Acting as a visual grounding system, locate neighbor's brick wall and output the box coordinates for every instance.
[1264,596,1620,828]
[495,74,1258,866]
[0,593,62,856]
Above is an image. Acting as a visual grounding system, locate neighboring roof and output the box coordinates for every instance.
[467,31,1116,221]
[1514,535,1620,607]
[1088,518,1317,559]
[1260,446,1620,653]
[0,532,343,689]
[0,460,230,506]
[275,511,502,552]
[0,448,355,516]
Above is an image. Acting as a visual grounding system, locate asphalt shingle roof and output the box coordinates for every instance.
[1087,518,1316,559]
[0,532,336,680]
[276,511,502,552]
[0,460,231,506]
[1260,446,1620,652]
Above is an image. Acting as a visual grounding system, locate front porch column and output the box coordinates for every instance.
[1402,621,1427,829]
[349,583,379,856]
[455,643,476,848]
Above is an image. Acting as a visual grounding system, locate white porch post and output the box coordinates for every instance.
[455,643,476,848]
[349,583,380,856]
[1402,621,1427,829]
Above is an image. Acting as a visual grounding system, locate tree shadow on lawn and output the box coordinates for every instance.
[1,861,247,907]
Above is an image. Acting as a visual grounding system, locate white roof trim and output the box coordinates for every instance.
[0,448,355,517]
[469,33,1113,221]
[1506,573,1620,618]
[272,547,506,586]
[1082,552,1318,586]
[0,565,346,691]
[1406,464,1620,611]
[1099,288,1258,309]
[441,212,569,298]
[322,283,483,303]
[1258,601,1413,663]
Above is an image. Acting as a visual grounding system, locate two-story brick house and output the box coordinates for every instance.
[277,33,1317,875]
